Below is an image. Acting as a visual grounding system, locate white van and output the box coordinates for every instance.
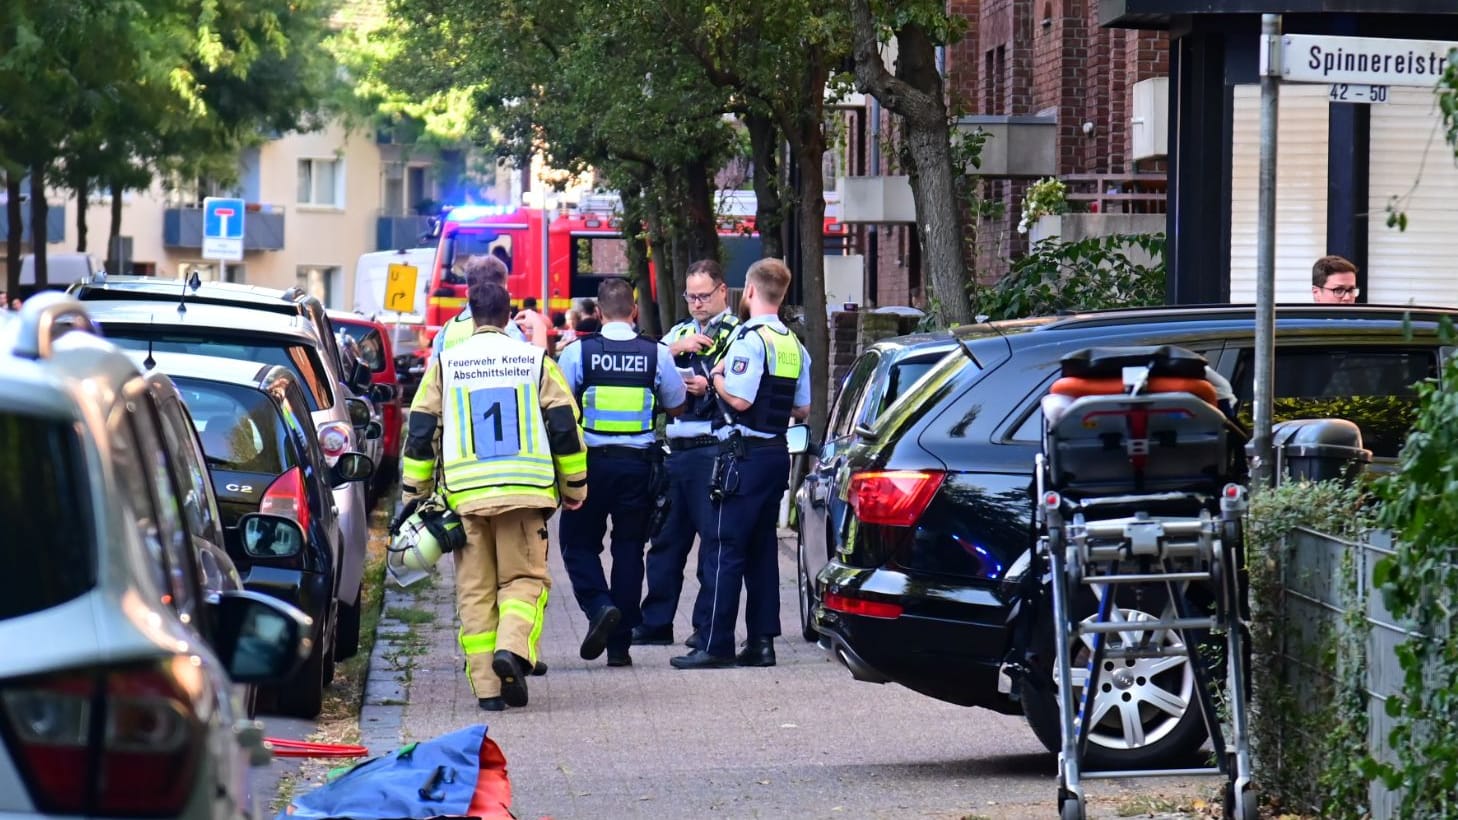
[352,248,435,323]
[20,253,105,288]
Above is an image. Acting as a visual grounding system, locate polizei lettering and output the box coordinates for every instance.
[1307,44,1447,78]
[590,352,649,373]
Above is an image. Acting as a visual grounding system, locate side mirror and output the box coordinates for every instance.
[365,420,383,441]
[330,451,375,487]
[368,383,397,404]
[345,396,372,427]
[210,590,311,685]
[235,512,306,559]
[348,360,373,394]
[786,424,812,456]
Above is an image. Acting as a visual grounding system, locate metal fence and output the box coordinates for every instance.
[1282,527,1410,818]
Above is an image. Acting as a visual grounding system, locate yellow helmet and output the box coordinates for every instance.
[386,498,465,588]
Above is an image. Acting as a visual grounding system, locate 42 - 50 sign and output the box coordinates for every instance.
[1328,83,1389,104]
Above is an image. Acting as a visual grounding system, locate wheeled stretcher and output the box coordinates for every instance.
[1034,346,1256,820]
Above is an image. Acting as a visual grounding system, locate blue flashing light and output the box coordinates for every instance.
[445,204,518,222]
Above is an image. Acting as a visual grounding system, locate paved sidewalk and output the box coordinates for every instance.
[361,519,1206,819]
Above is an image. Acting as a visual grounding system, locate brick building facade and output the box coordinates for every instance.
[866,0,1168,307]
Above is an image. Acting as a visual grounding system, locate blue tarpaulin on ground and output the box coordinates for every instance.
[278,724,506,819]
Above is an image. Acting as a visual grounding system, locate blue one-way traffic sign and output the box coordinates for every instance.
[203,196,245,261]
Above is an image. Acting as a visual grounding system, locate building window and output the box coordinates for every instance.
[297,158,343,207]
[297,265,342,309]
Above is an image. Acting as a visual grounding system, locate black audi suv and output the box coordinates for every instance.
[797,304,1451,769]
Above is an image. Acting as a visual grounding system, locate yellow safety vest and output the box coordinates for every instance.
[736,324,803,436]
[438,331,558,506]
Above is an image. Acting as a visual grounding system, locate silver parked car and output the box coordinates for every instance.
[72,276,378,660]
[0,294,310,818]
[76,296,373,662]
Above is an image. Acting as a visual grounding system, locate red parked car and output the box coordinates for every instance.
[329,311,401,496]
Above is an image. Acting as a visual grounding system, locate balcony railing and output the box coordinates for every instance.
[163,203,286,251]
[1061,173,1167,215]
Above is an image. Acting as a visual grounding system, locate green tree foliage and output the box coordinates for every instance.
[0,0,337,293]
[663,0,850,434]
[975,233,1166,321]
[378,0,736,332]
[1371,317,1458,817]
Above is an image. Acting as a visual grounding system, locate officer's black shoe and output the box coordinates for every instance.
[532,660,548,676]
[607,649,633,667]
[670,649,736,670]
[491,650,530,708]
[478,697,506,712]
[735,636,776,667]
[631,624,673,646]
[684,630,704,651]
[580,606,621,660]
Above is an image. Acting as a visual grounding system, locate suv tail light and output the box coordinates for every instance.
[0,659,204,815]
[847,470,946,527]
[824,590,904,619]
[261,466,311,536]
[317,421,352,465]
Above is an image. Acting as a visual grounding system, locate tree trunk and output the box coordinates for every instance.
[644,199,676,333]
[779,67,831,437]
[107,178,124,274]
[746,110,784,259]
[620,184,659,335]
[793,139,830,438]
[5,171,22,297]
[29,163,47,289]
[670,234,690,313]
[74,176,88,253]
[683,155,721,264]
[849,0,973,327]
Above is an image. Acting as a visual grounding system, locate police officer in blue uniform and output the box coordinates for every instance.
[558,278,686,667]
[632,259,740,647]
[672,258,810,670]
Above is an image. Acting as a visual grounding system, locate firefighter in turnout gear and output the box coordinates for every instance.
[673,258,811,671]
[556,278,686,667]
[401,280,587,711]
[633,259,740,648]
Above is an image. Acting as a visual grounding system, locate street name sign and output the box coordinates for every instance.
[202,197,245,262]
[385,263,418,314]
[1280,33,1457,87]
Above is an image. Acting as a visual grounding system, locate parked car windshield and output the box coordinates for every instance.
[171,378,295,475]
[105,332,332,411]
[0,412,94,619]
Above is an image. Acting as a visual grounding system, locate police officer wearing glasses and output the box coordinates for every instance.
[632,259,741,648]
[557,278,686,667]
[672,258,810,670]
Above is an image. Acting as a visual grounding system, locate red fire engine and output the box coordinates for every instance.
[423,203,847,330]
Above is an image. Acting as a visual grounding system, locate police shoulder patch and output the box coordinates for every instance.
[730,356,750,375]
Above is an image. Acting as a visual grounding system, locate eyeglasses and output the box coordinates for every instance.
[684,290,720,304]
[1319,286,1360,298]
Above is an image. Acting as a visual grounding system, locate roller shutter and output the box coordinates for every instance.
[1229,84,1330,302]
[1366,87,1458,307]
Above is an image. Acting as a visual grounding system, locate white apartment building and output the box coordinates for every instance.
[47,121,513,310]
